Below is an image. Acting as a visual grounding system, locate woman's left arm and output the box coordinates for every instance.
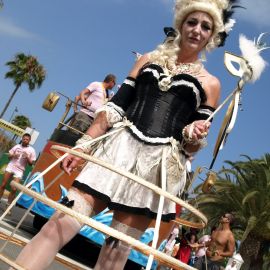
[183,75,221,155]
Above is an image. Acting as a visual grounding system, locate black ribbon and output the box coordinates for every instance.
[105,236,119,248]
[163,27,177,38]
[60,196,75,208]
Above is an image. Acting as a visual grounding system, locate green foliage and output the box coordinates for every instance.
[11,115,31,129]
[194,154,270,240]
[0,53,46,118]
[192,154,270,268]
[0,132,15,154]
[5,53,46,90]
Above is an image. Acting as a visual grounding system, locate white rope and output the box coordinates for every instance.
[204,78,246,124]
[0,254,25,270]
[0,125,127,223]
[145,148,167,270]
[0,227,91,270]
[51,145,208,227]
[11,181,198,270]
[0,171,65,253]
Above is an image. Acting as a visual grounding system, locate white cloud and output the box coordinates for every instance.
[237,0,270,28]
[0,17,39,39]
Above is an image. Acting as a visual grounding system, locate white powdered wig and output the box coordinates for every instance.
[239,34,269,82]
[174,0,229,49]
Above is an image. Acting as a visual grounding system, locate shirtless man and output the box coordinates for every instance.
[192,213,235,270]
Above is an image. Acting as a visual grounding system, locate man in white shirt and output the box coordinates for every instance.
[70,74,116,133]
[0,133,36,210]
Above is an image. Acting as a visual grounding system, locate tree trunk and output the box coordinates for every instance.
[239,234,264,270]
[0,85,20,119]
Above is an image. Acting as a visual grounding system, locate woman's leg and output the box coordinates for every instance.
[14,188,105,270]
[94,210,152,270]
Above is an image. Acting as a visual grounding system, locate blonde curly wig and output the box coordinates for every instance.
[149,0,238,70]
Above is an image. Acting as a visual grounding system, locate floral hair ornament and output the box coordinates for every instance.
[174,0,243,48]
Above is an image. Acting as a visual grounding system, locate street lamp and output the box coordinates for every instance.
[9,106,18,123]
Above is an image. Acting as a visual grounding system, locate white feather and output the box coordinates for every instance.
[224,19,235,34]
[256,33,270,52]
[239,34,268,82]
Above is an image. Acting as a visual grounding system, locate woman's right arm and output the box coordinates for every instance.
[89,53,150,138]
[62,54,150,174]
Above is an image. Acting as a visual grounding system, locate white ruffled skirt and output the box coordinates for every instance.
[73,128,187,221]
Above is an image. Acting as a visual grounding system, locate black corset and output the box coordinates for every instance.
[110,64,206,144]
[125,71,204,143]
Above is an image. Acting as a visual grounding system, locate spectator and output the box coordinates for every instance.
[192,213,235,270]
[70,74,116,133]
[0,133,36,213]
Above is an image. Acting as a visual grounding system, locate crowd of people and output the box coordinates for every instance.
[159,212,235,270]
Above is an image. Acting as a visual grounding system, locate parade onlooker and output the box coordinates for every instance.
[0,133,36,212]
[70,74,116,133]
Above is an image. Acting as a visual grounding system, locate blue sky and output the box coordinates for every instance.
[0,0,269,186]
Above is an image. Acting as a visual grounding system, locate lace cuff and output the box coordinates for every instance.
[75,134,93,153]
[95,102,124,127]
[182,137,208,157]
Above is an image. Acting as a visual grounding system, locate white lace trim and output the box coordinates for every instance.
[129,125,172,144]
[110,219,142,239]
[75,134,93,153]
[123,78,136,87]
[67,188,93,218]
[141,67,202,106]
[95,102,124,127]
[142,67,160,80]
[197,108,213,116]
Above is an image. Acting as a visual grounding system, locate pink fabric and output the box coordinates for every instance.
[165,226,179,254]
[7,144,36,173]
[195,234,211,257]
[80,82,106,118]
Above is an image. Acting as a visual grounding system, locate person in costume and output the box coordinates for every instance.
[14,1,239,269]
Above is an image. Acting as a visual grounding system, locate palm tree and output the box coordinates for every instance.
[0,53,46,118]
[12,115,31,130]
[0,132,15,154]
[10,115,31,142]
[191,154,270,269]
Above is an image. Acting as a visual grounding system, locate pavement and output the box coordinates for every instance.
[0,198,93,270]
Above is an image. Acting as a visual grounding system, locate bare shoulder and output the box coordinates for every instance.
[200,69,221,108]
[228,230,235,240]
[128,53,150,78]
